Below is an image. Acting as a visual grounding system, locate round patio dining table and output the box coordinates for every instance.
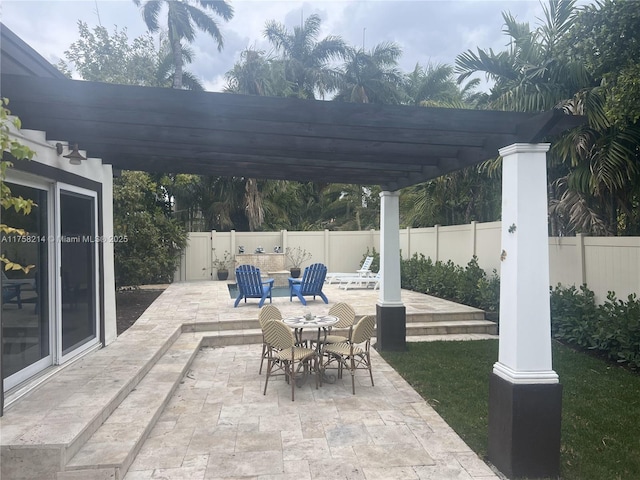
[283,314,338,385]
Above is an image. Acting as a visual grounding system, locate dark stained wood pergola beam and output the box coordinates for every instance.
[0,73,585,190]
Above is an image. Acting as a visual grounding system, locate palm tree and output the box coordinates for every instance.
[456,0,588,112]
[155,36,204,90]
[223,48,291,97]
[455,0,640,235]
[334,42,404,104]
[133,0,233,89]
[402,62,462,107]
[264,14,347,99]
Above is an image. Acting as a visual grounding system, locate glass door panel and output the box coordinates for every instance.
[1,183,50,385]
[59,190,97,356]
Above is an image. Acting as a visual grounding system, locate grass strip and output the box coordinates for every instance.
[380,340,640,480]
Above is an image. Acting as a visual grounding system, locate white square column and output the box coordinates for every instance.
[376,190,406,351]
[494,143,558,384]
[488,143,562,479]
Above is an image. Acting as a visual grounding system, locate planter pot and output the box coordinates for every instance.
[217,270,229,281]
[289,267,301,278]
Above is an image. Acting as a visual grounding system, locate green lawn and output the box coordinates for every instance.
[380,340,640,480]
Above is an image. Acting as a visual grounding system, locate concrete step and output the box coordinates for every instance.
[58,334,202,480]
[406,311,487,323]
[407,320,497,336]
[56,312,496,479]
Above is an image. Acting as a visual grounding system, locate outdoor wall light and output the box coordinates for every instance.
[63,144,87,165]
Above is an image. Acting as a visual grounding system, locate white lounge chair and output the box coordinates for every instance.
[340,272,380,290]
[326,256,374,284]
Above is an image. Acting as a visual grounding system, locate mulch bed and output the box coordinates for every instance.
[116,288,167,335]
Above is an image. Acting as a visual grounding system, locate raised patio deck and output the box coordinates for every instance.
[0,281,498,480]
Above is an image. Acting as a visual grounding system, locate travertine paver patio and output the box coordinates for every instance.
[124,343,500,480]
[121,282,499,479]
[1,281,498,479]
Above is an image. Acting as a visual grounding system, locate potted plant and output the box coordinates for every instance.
[212,249,234,281]
[285,246,312,278]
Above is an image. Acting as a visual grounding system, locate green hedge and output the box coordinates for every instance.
[399,253,500,313]
[391,251,639,370]
[550,284,640,370]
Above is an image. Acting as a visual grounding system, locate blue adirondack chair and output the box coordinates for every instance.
[234,265,274,308]
[289,263,328,306]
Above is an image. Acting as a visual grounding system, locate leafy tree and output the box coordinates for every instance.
[113,171,187,286]
[133,0,233,89]
[60,25,192,284]
[400,166,501,227]
[455,0,640,236]
[264,14,347,99]
[59,21,204,90]
[58,21,158,85]
[1,98,36,273]
[320,183,381,230]
[333,42,404,104]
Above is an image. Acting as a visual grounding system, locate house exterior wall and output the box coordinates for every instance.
[7,124,116,344]
[178,223,639,304]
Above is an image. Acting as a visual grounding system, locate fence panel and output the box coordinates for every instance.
[475,222,501,274]
[327,230,377,272]
[548,237,581,288]
[180,232,211,282]
[177,223,639,303]
[584,237,640,301]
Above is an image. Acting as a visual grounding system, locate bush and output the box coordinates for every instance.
[400,254,500,312]
[113,171,188,287]
[550,284,640,370]
[362,247,380,273]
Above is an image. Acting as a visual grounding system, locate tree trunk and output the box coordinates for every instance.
[172,36,183,89]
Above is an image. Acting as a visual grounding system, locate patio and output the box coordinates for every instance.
[0,281,498,480]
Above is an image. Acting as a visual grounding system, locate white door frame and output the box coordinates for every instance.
[55,183,100,364]
[2,172,55,390]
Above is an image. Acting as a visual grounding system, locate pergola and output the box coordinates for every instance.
[1,73,577,190]
[1,22,583,477]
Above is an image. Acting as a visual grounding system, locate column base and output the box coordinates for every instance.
[488,372,562,479]
[375,304,406,351]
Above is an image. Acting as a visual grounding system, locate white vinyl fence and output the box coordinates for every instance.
[175,222,640,303]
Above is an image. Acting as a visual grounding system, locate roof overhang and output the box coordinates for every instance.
[1,74,584,191]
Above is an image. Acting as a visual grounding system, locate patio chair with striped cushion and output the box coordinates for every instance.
[321,302,356,346]
[262,319,317,401]
[322,315,376,395]
[258,305,282,375]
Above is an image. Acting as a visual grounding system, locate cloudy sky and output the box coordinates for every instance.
[2,0,549,92]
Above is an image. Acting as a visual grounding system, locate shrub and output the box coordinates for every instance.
[550,284,599,348]
[550,284,640,370]
[362,247,380,273]
[113,171,188,287]
[400,254,500,312]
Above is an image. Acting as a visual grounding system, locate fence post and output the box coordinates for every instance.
[576,233,586,285]
[434,224,440,262]
[210,230,216,279]
[324,229,330,268]
[471,221,478,259]
[230,230,237,260]
[406,226,411,259]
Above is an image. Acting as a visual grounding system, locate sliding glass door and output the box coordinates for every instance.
[2,179,100,392]
[1,182,51,389]
[58,186,99,360]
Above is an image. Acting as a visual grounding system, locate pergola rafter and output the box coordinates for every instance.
[1,73,582,190]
